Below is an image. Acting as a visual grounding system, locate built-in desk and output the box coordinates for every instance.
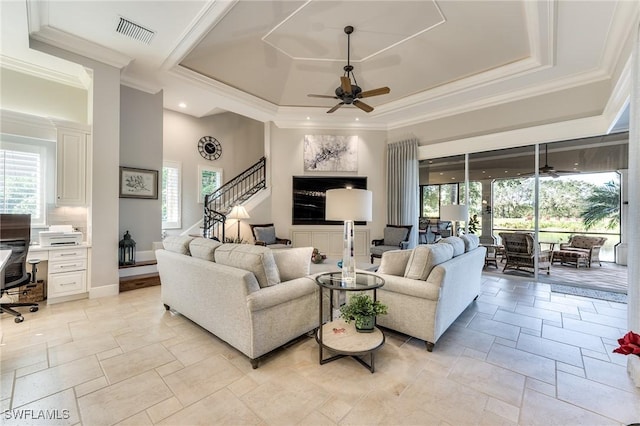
[27,243,90,303]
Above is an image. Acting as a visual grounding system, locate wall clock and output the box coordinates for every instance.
[198,136,222,160]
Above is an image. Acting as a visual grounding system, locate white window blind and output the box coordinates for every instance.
[0,147,44,223]
[162,161,181,229]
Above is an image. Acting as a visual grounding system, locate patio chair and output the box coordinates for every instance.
[498,232,551,275]
[553,235,607,267]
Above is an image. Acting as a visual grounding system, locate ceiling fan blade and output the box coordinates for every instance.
[359,87,390,98]
[327,102,344,113]
[308,94,338,99]
[353,100,373,113]
[340,76,352,94]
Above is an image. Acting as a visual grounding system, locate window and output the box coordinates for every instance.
[0,135,53,226]
[162,161,181,229]
[198,165,223,204]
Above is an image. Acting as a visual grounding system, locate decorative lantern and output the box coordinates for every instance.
[119,231,136,266]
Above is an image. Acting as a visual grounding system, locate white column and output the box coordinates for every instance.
[616,169,628,265]
[627,20,640,387]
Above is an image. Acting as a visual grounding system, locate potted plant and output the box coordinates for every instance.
[340,294,388,333]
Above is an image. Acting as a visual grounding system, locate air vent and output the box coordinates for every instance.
[115,16,155,44]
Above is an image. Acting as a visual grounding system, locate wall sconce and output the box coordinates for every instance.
[119,230,136,266]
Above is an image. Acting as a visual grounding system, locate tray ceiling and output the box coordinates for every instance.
[1,0,636,131]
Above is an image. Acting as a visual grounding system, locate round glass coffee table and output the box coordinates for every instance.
[315,271,385,373]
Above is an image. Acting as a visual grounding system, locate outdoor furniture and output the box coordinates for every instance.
[482,244,499,269]
[498,232,551,275]
[370,225,412,263]
[552,235,607,268]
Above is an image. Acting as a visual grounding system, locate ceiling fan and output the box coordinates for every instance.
[539,144,579,178]
[307,26,390,113]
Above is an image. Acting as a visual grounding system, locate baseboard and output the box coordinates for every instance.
[89,283,119,299]
[136,250,157,262]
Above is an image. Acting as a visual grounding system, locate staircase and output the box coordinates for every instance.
[202,157,266,240]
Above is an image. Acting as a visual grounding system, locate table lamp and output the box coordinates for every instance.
[325,188,373,282]
[228,205,250,242]
[440,204,468,237]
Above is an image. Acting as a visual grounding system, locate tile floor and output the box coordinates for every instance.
[1,273,639,425]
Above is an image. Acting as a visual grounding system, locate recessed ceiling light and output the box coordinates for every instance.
[306,116,310,120]
[482,171,486,174]
[574,162,579,166]
[355,117,359,121]
[178,102,187,108]
[439,172,444,175]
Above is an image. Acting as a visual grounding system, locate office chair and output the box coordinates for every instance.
[0,214,40,323]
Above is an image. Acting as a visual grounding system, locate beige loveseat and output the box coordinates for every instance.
[553,235,607,268]
[156,236,318,368]
[374,235,486,351]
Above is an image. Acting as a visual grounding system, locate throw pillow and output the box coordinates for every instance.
[377,249,413,276]
[404,244,454,280]
[163,236,195,255]
[383,226,409,247]
[189,237,222,261]
[438,236,465,257]
[215,244,280,288]
[271,247,313,281]
[460,234,480,252]
[254,226,277,245]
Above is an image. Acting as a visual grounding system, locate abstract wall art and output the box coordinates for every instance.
[303,135,358,172]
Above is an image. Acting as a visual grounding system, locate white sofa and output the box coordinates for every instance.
[156,236,319,368]
[374,235,486,351]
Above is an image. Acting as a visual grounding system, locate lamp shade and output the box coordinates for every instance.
[228,205,250,220]
[440,204,468,221]
[325,188,372,221]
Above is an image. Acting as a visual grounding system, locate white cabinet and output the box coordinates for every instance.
[291,228,370,257]
[47,247,87,298]
[48,271,86,298]
[56,128,88,205]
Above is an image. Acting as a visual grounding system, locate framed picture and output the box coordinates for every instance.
[119,167,158,199]
[304,135,358,172]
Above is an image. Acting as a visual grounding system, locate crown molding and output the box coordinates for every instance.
[384,65,610,130]
[0,54,87,89]
[167,66,278,121]
[28,25,132,69]
[161,0,239,70]
[120,74,163,95]
[272,106,389,130]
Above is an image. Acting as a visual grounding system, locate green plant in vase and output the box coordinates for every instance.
[340,294,388,333]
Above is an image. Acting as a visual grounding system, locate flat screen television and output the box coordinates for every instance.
[292,176,367,225]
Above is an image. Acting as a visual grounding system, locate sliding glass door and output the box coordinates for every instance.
[422,132,628,284]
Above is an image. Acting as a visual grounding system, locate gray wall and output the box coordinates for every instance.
[119,86,164,251]
[163,109,264,234]
[32,39,122,295]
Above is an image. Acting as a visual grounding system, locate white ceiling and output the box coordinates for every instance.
[0,0,637,132]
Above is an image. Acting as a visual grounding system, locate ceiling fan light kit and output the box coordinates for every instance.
[307,26,390,113]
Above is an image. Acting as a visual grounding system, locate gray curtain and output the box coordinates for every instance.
[387,139,419,248]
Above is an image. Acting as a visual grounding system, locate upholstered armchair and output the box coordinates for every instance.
[370,225,412,263]
[249,224,291,249]
[498,232,551,275]
[555,235,607,267]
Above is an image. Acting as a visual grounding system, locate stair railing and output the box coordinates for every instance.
[203,157,266,239]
